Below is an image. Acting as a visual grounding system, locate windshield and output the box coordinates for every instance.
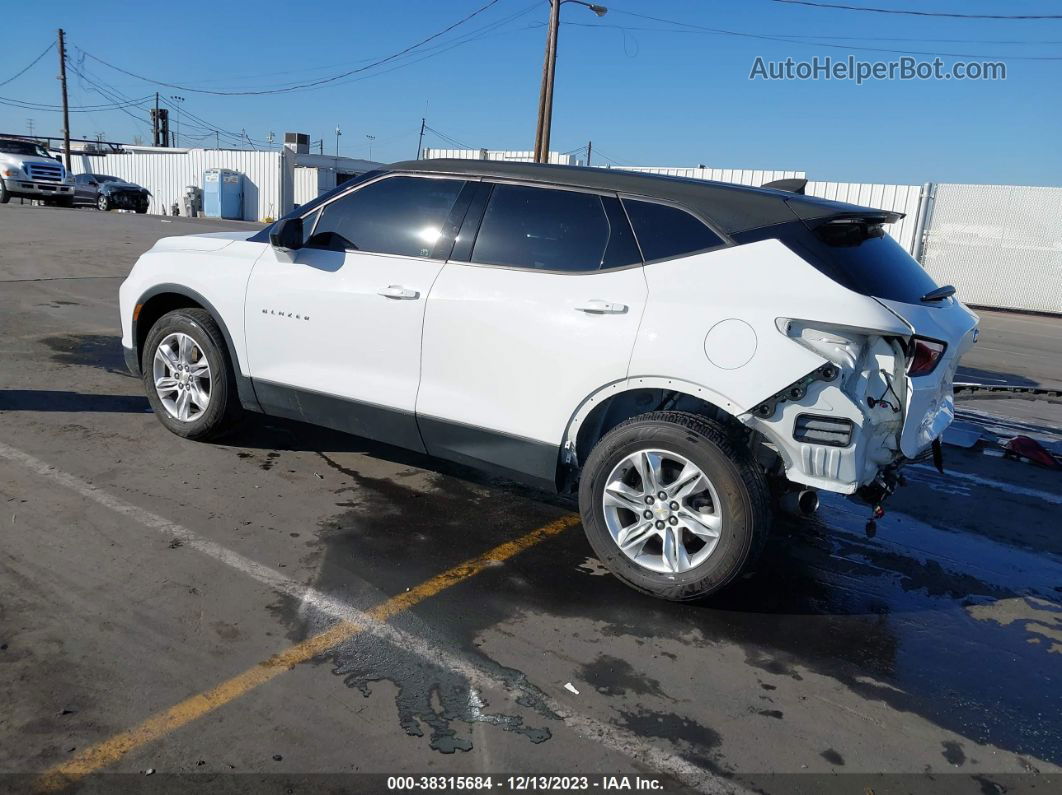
[94,175,121,184]
[0,140,51,158]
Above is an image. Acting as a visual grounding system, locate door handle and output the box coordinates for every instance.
[574,299,627,314]
[377,285,419,300]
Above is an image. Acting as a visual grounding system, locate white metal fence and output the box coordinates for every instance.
[922,184,1062,314]
[422,148,581,165]
[619,165,805,188]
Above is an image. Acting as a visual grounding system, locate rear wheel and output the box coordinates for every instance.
[141,308,243,440]
[579,411,771,601]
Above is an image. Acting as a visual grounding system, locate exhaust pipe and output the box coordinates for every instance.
[781,488,819,517]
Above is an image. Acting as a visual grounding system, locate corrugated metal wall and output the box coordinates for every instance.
[922,184,1062,314]
[421,148,581,165]
[292,167,338,207]
[805,182,923,254]
[68,149,289,221]
[619,166,805,187]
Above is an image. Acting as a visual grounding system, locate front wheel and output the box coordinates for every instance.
[97,195,109,211]
[141,308,243,440]
[579,411,771,601]
[0,182,9,203]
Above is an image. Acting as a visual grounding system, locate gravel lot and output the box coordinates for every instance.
[1,203,1059,794]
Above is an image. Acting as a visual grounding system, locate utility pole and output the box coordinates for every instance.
[153,92,159,146]
[335,125,342,158]
[57,29,72,171]
[532,2,607,163]
[26,118,35,137]
[215,130,220,149]
[416,117,426,160]
[532,1,559,163]
[586,139,592,167]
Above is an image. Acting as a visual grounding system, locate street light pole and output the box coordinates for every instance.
[532,1,607,164]
[335,126,342,158]
[169,95,185,147]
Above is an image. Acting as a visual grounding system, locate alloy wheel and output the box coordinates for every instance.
[152,332,211,422]
[601,448,724,574]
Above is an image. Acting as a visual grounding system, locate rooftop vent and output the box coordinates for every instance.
[284,132,309,154]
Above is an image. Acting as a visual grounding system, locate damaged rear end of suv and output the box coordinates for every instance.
[735,200,978,510]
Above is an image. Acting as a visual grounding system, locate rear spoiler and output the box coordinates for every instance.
[762,178,808,195]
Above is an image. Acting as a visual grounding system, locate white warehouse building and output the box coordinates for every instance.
[63,135,378,222]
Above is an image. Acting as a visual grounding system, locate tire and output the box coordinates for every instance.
[97,195,109,211]
[141,308,243,441]
[58,196,74,208]
[135,206,148,214]
[579,411,771,601]
[0,181,9,203]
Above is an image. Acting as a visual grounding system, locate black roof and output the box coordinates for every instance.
[385,159,901,235]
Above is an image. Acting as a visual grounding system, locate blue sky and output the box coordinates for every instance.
[2,0,1059,185]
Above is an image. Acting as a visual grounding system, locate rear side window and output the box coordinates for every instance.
[623,199,725,261]
[753,220,940,304]
[470,184,640,272]
[307,175,465,258]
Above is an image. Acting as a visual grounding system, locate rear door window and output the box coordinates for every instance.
[470,184,640,272]
[623,199,725,262]
[307,175,466,258]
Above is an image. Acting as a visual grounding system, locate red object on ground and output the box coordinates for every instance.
[1003,435,1062,469]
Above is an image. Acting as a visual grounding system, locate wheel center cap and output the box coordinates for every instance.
[179,371,189,384]
[653,503,670,520]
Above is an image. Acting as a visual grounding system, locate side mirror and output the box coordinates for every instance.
[269,217,303,251]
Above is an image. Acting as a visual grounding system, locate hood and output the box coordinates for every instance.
[101,180,148,192]
[150,230,259,253]
[0,152,62,168]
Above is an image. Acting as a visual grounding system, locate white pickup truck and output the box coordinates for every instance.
[0,138,75,207]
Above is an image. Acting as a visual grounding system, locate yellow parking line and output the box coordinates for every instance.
[37,514,580,792]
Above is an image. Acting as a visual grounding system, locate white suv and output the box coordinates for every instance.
[119,160,978,600]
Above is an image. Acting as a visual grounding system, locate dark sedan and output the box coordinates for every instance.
[74,174,151,213]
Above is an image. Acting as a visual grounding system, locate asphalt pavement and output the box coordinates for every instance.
[1,203,1059,794]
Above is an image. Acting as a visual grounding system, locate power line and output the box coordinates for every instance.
[77,0,504,96]
[0,94,152,112]
[143,2,539,93]
[0,42,55,88]
[424,125,475,150]
[608,8,1062,59]
[559,19,1062,45]
[768,1,1062,20]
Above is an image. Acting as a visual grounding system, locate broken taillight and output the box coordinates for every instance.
[906,337,946,376]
